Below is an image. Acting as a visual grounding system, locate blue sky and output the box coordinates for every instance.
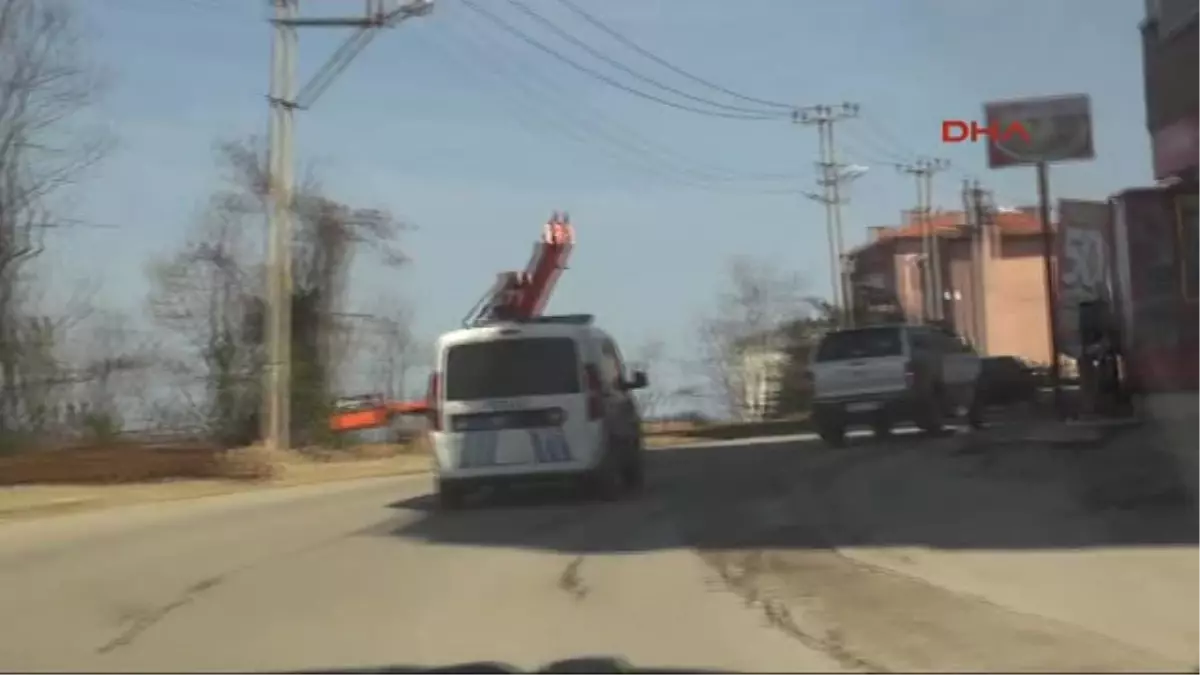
[53,0,1153,398]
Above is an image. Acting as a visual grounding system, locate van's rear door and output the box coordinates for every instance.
[440,335,590,469]
[810,326,910,400]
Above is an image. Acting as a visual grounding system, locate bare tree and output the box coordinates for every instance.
[695,257,812,420]
[146,189,263,446]
[0,0,109,446]
[628,338,671,421]
[147,137,411,447]
[360,298,417,401]
[72,309,158,440]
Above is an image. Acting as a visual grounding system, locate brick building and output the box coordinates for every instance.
[846,208,1057,366]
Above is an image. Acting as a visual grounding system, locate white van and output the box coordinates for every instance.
[425,314,648,509]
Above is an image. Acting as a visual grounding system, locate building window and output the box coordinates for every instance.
[1178,193,1198,302]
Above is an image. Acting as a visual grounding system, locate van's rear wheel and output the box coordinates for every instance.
[918,388,946,435]
[623,443,645,493]
[436,479,467,510]
[588,440,627,501]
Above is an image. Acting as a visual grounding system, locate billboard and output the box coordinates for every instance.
[1056,199,1113,359]
[983,94,1095,169]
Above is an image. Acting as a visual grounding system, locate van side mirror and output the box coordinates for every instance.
[625,370,649,390]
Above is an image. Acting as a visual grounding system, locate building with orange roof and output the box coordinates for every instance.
[845,206,1058,366]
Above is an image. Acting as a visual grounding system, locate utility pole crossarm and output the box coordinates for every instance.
[275,0,434,27]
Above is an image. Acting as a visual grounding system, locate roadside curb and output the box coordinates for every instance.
[0,464,433,523]
[0,497,99,519]
[956,416,1144,451]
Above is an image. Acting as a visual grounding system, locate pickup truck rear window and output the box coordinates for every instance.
[444,337,581,401]
[815,327,903,362]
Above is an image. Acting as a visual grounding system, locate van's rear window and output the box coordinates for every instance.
[815,327,903,362]
[444,337,581,401]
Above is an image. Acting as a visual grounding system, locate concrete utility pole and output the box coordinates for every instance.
[794,103,860,325]
[263,0,433,452]
[961,178,990,352]
[896,157,950,323]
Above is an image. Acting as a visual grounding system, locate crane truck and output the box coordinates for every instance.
[329,212,576,434]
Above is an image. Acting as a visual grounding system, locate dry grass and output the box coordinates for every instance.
[0,439,433,521]
[642,420,701,436]
[644,435,703,449]
[0,419,812,520]
[643,416,813,442]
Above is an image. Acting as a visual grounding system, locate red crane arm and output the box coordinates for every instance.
[330,212,578,434]
[515,215,574,318]
[464,212,575,326]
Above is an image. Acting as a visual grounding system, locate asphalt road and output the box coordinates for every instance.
[0,431,1193,673]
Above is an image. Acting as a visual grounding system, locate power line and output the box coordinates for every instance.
[426,18,804,194]
[444,13,805,182]
[499,0,787,117]
[549,0,796,112]
[456,0,784,121]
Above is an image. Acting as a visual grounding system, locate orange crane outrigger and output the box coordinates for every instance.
[329,212,576,433]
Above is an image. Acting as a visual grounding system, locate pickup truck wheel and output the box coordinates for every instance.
[918,390,945,434]
[871,419,893,439]
[818,424,846,447]
[966,391,986,430]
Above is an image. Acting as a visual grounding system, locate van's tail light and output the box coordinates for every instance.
[426,372,442,431]
[584,364,604,420]
[904,361,917,389]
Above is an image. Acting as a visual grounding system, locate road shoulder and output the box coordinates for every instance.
[817,433,1198,668]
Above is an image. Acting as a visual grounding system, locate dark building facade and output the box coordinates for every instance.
[1141,0,1198,183]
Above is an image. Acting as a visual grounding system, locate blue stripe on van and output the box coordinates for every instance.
[528,428,572,463]
[460,432,498,468]
[529,429,546,463]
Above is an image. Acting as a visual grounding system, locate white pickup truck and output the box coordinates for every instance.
[807,323,983,446]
